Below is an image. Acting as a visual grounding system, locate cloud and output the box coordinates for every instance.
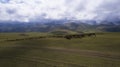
[93,0,120,21]
[0,0,10,3]
[0,0,120,22]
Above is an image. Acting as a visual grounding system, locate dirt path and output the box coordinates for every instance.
[16,56,85,67]
[45,47,120,61]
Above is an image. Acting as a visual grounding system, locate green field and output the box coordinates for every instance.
[0,32,120,67]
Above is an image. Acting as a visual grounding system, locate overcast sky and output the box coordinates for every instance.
[0,0,120,22]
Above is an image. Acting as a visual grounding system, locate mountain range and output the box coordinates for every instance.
[0,20,120,33]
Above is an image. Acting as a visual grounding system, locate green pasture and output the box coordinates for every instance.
[0,32,120,67]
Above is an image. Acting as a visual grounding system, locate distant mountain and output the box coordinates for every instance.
[0,20,120,33]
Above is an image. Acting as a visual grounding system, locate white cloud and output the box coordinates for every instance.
[0,0,120,22]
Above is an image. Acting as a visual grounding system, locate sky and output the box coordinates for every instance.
[0,0,120,22]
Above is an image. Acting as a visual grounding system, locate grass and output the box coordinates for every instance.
[0,32,120,67]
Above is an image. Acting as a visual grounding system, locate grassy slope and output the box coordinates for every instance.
[0,32,120,67]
